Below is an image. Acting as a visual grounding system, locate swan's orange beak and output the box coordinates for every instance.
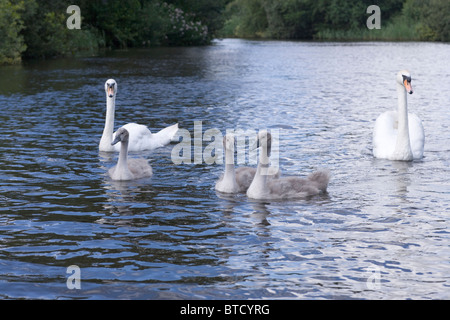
[404,79,413,94]
[108,86,114,97]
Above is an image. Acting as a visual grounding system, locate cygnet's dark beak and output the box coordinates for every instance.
[111,135,121,145]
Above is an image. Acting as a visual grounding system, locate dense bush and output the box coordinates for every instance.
[402,0,450,41]
[221,0,450,41]
[158,2,209,46]
[0,0,222,64]
[0,0,448,64]
[0,0,28,64]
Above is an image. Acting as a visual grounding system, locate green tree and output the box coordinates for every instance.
[403,0,450,41]
[262,0,321,39]
[167,0,230,37]
[22,0,100,58]
[221,0,268,38]
[0,0,33,64]
[89,0,141,48]
[426,0,450,41]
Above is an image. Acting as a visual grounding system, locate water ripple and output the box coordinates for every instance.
[0,40,448,299]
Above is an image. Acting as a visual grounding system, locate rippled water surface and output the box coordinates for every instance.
[0,39,449,299]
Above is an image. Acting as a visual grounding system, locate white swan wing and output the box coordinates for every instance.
[112,123,178,152]
[112,123,150,152]
[373,111,397,159]
[152,123,179,146]
[408,113,425,159]
[373,111,424,160]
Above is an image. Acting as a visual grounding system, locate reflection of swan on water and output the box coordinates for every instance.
[98,168,156,226]
[373,70,425,161]
[247,130,330,200]
[99,79,179,152]
[250,202,271,226]
[215,133,280,194]
[108,127,153,181]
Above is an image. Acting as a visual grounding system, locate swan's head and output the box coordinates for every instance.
[223,133,236,150]
[254,130,272,156]
[105,79,117,98]
[111,127,129,145]
[397,70,413,94]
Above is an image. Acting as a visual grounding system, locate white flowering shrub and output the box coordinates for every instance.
[159,2,209,45]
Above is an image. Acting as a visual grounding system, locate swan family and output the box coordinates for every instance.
[103,71,424,200]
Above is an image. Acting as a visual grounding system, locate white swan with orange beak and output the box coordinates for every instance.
[373,70,425,161]
[99,79,178,152]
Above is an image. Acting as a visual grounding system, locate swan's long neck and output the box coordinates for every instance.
[394,84,413,160]
[247,144,270,197]
[100,96,115,151]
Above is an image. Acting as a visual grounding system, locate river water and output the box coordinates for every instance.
[0,39,449,299]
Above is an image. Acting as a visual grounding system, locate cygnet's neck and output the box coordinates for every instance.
[221,146,238,189]
[255,151,270,179]
[247,144,271,197]
[116,139,132,177]
[394,83,413,160]
[100,95,115,151]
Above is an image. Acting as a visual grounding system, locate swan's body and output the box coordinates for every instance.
[373,70,424,161]
[247,131,330,200]
[215,166,256,194]
[215,133,280,193]
[108,127,153,181]
[99,79,179,152]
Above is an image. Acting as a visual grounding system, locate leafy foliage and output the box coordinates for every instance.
[221,0,450,41]
[0,0,448,64]
[0,0,30,64]
[1,0,223,63]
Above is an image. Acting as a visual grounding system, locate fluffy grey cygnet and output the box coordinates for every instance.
[108,127,153,181]
[215,133,280,193]
[247,130,330,200]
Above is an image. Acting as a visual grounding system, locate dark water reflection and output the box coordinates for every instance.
[0,39,449,299]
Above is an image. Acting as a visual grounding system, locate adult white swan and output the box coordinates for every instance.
[215,133,280,193]
[108,127,153,181]
[373,70,425,161]
[246,131,330,200]
[99,79,179,152]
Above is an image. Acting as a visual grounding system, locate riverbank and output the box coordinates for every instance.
[314,17,433,41]
[220,0,449,43]
[1,0,448,66]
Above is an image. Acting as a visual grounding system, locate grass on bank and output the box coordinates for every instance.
[315,16,437,41]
